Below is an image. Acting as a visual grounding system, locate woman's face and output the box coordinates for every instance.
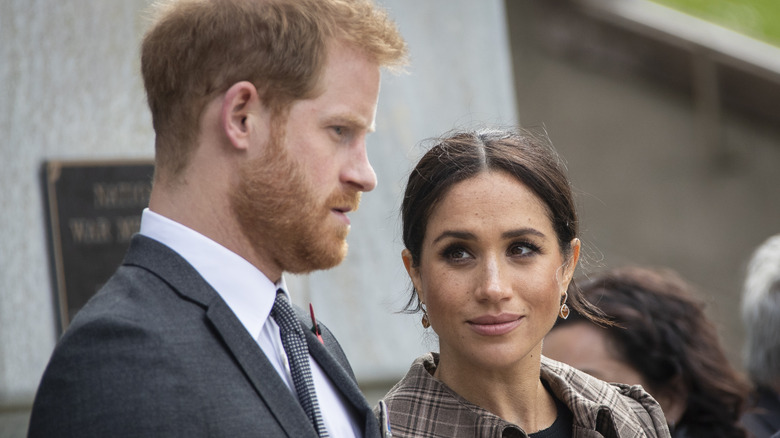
[404,171,579,372]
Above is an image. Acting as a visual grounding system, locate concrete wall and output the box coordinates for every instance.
[0,0,517,428]
[1,1,155,408]
[505,0,780,367]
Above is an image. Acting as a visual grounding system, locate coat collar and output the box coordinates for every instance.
[540,356,670,437]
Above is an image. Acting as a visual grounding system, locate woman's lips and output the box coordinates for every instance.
[467,314,523,336]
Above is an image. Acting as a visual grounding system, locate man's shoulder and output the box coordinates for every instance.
[70,261,189,330]
[52,265,198,367]
[29,261,245,438]
[52,236,217,372]
[65,232,216,331]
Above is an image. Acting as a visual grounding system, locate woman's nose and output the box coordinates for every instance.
[475,256,511,302]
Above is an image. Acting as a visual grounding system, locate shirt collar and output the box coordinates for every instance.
[139,208,281,338]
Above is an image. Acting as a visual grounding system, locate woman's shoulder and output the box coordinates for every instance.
[540,356,671,438]
[377,353,519,437]
[380,353,452,405]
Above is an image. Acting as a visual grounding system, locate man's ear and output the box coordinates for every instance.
[221,81,262,151]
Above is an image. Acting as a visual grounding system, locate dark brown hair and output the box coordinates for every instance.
[400,128,602,322]
[557,266,749,438]
[141,0,407,177]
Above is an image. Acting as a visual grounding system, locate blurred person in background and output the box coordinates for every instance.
[740,234,780,438]
[544,266,750,438]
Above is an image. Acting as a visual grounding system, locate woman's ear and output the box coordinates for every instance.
[402,249,423,301]
[563,238,581,285]
[221,81,264,151]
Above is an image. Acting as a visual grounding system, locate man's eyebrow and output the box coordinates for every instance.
[323,113,375,133]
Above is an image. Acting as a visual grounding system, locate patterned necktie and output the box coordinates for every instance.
[271,290,329,437]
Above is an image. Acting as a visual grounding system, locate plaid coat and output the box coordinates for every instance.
[376,353,671,438]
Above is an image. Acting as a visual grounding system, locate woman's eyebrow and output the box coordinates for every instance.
[502,228,545,240]
[432,228,546,245]
[432,230,475,244]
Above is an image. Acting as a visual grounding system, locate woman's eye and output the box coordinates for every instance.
[443,246,471,261]
[509,242,539,257]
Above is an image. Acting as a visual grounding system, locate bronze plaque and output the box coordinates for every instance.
[43,160,154,332]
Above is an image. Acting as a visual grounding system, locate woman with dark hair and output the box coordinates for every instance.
[376,128,670,437]
[544,266,750,438]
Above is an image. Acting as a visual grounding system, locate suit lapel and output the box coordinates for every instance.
[206,300,316,437]
[302,324,381,438]
[123,235,316,438]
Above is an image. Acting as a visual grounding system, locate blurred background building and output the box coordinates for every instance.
[505,0,780,368]
[2,0,779,436]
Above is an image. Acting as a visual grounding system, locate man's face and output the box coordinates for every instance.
[231,41,381,275]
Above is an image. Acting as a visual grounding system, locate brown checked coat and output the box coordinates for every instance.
[377,353,671,438]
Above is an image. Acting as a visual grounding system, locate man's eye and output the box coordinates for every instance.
[332,126,344,136]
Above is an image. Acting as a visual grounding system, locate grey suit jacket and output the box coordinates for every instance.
[28,235,380,437]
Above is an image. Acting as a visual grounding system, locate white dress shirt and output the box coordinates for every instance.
[139,209,361,437]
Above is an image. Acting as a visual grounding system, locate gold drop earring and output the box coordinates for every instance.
[559,290,570,319]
